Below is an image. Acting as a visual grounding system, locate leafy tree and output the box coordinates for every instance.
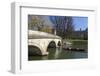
[28,16,44,31]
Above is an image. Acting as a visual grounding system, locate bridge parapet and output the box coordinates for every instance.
[28,30,61,39]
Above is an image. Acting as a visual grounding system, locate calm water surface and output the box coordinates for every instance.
[28,46,88,61]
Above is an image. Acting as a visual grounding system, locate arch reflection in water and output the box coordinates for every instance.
[28,41,87,60]
[54,47,62,59]
[28,40,62,60]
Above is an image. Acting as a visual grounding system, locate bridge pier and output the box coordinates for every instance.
[41,51,49,55]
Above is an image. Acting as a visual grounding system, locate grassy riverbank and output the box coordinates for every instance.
[63,39,88,51]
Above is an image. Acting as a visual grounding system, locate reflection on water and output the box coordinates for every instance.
[28,47,88,61]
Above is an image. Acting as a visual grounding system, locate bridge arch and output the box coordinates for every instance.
[57,41,62,47]
[28,45,42,56]
[28,42,48,55]
[28,39,62,56]
[47,41,56,48]
[46,39,61,52]
[28,30,62,55]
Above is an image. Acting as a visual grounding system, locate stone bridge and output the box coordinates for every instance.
[28,30,62,55]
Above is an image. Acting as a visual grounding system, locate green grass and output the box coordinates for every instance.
[63,39,87,44]
[63,39,88,50]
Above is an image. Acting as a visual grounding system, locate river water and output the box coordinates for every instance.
[28,47,88,61]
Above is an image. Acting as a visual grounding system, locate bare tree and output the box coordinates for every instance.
[49,16,74,39]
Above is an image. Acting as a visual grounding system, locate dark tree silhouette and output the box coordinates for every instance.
[65,17,74,39]
[83,28,88,40]
[49,16,74,39]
